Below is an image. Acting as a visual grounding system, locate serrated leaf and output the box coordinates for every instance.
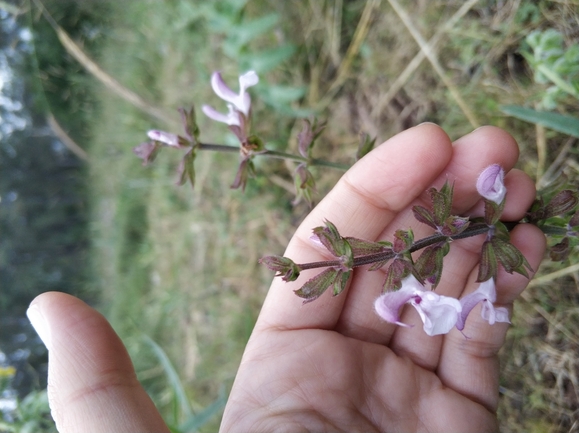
[501,105,579,138]
[343,237,390,256]
[393,229,414,253]
[294,268,341,303]
[412,205,437,229]
[492,238,532,278]
[332,271,351,296]
[477,241,497,282]
[383,259,414,291]
[415,244,447,288]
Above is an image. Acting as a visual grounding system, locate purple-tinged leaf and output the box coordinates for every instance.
[294,268,341,303]
[344,237,391,257]
[412,205,437,230]
[297,118,326,158]
[415,244,447,288]
[133,142,161,166]
[543,190,579,219]
[550,237,571,262]
[477,241,497,282]
[393,229,414,254]
[383,258,416,291]
[491,238,531,278]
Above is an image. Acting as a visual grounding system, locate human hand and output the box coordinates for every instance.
[219,124,546,432]
[27,124,545,433]
[26,292,171,433]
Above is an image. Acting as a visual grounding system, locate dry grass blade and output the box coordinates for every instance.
[537,137,576,188]
[386,0,480,128]
[520,291,579,345]
[317,0,381,109]
[371,0,480,119]
[47,114,89,161]
[32,0,174,126]
[527,263,579,288]
[535,121,547,184]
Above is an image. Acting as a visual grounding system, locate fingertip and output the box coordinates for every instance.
[502,169,537,221]
[29,292,170,433]
[455,126,520,170]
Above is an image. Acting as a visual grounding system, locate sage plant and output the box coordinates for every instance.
[134,70,579,337]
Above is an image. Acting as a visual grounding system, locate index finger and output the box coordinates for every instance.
[256,123,454,331]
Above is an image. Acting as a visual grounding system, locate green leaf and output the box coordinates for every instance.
[178,387,227,432]
[241,44,296,73]
[229,14,279,47]
[142,335,193,421]
[294,268,341,302]
[333,271,351,296]
[356,133,376,161]
[501,105,579,138]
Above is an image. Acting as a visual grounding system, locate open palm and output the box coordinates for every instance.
[220,124,545,432]
[29,124,545,433]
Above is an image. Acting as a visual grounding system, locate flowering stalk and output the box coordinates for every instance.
[135,70,349,195]
[261,164,579,337]
[132,69,579,336]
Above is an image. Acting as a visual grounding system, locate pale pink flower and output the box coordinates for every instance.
[202,71,259,126]
[456,279,510,331]
[476,164,506,204]
[374,276,462,336]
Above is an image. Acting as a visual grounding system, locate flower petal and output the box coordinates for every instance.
[239,70,259,91]
[374,285,417,327]
[412,291,461,336]
[476,164,506,204]
[457,279,506,330]
[210,72,239,105]
[201,104,241,126]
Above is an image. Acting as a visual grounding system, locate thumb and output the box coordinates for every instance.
[27,292,169,433]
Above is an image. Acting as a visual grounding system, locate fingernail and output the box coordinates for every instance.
[27,302,51,351]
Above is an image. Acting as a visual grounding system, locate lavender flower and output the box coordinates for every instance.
[456,279,510,331]
[476,164,506,204]
[202,71,259,126]
[374,276,462,336]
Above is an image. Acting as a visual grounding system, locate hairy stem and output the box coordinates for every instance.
[296,223,493,270]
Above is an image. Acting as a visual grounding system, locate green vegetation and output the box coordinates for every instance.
[16,0,579,431]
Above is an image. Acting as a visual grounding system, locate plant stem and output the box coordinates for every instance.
[296,223,493,270]
[197,142,349,171]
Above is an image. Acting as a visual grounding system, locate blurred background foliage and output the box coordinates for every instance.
[1,0,579,431]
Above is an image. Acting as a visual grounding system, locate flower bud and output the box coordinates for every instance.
[147,130,181,147]
[543,189,579,219]
[550,237,571,262]
[259,255,301,282]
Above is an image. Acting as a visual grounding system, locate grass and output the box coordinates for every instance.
[53,0,579,431]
